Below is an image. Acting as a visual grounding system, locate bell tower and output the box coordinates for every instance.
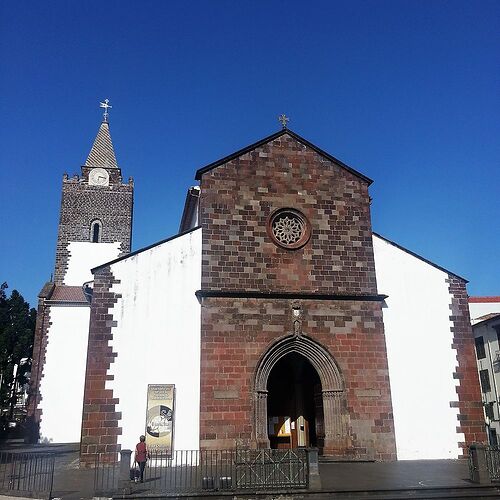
[27,103,134,443]
[53,105,134,285]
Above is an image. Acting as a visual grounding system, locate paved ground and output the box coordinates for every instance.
[0,441,497,499]
[319,459,471,491]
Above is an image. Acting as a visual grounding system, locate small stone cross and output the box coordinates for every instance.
[278,114,289,129]
[100,99,112,122]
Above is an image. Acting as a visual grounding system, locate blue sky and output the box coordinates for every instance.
[1,1,498,306]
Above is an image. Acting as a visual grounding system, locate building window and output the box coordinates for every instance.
[485,402,495,420]
[480,369,491,393]
[494,325,500,344]
[475,336,486,359]
[490,428,498,447]
[90,220,102,243]
[267,208,311,250]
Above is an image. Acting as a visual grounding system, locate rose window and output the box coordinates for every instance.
[267,209,311,249]
[273,214,304,245]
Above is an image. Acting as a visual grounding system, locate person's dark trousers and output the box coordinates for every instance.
[138,461,146,482]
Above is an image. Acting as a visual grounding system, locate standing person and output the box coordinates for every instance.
[135,435,148,483]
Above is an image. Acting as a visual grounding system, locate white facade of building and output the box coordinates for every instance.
[101,228,202,452]
[65,241,122,286]
[38,305,90,442]
[36,241,124,442]
[373,234,464,459]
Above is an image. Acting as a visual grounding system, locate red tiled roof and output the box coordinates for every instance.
[469,296,500,303]
[49,286,87,303]
[38,282,55,299]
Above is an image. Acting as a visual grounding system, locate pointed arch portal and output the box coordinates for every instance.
[253,335,348,454]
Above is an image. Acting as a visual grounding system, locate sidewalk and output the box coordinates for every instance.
[0,441,498,499]
[48,455,500,499]
[319,459,471,490]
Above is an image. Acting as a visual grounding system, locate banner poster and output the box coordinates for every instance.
[145,384,175,456]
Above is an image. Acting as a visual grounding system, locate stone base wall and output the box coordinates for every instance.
[199,296,396,461]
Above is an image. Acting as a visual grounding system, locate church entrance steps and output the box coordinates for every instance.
[116,485,500,500]
[302,486,500,499]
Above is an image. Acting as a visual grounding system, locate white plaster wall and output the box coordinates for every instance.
[373,235,463,460]
[106,228,201,453]
[65,241,121,285]
[469,302,500,324]
[38,305,90,442]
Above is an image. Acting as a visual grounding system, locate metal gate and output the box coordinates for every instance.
[95,448,309,496]
[235,449,308,489]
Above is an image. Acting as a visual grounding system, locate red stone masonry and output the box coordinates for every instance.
[200,297,396,460]
[448,276,488,456]
[198,132,397,460]
[200,135,378,295]
[80,266,122,466]
[27,298,52,423]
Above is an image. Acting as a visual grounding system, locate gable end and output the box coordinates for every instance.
[195,129,373,184]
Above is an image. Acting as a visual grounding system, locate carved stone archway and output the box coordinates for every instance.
[253,335,349,455]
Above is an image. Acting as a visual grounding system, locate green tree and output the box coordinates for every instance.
[0,283,36,420]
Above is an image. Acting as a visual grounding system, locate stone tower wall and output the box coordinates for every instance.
[54,171,133,284]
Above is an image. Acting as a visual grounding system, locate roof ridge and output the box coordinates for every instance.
[91,226,202,272]
[472,313,500,327]
[373,231,468,283]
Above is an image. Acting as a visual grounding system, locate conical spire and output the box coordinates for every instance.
[85,121,119,169]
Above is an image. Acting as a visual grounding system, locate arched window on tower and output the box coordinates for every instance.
[90,220,103,243]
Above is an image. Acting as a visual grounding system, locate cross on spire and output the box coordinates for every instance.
[278,114,289,129]
[99,99,112,122]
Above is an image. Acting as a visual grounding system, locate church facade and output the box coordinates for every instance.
[29,118,486,465]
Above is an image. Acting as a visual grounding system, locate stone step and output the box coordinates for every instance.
[120,485,500,500]
[315,485,500,499]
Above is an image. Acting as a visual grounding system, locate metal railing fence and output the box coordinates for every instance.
[485,446,500,480]
[94,452,120,494]
[95,448,309,495]
[0,451,54,498]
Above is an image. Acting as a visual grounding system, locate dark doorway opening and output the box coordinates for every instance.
[267,353,324,450]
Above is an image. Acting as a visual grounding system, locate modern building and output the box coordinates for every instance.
[470,297,500,325]
[470,297,500,446]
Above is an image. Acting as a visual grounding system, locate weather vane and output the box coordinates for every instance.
[278,114,289,129]
[100,99,112,122]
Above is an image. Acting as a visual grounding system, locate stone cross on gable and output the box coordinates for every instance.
[278,114,289,129]
[100,99,112,122]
